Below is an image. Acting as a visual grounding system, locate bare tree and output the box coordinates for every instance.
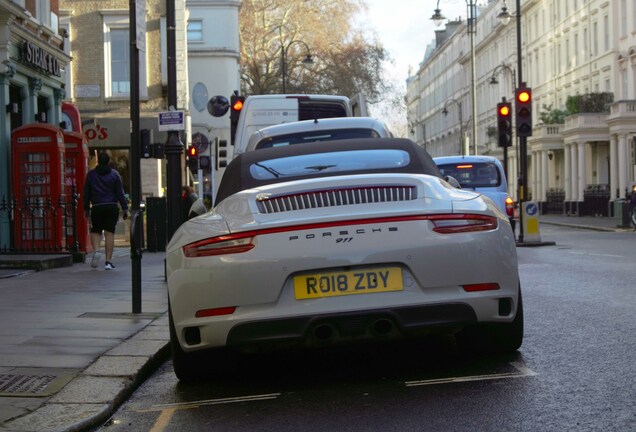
[239,0,393,104]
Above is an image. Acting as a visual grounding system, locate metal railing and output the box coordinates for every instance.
[0,188,80,255]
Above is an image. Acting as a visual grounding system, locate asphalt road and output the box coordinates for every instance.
[95,225,636,432]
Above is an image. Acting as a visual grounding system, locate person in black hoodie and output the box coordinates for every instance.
[83,152,129,270]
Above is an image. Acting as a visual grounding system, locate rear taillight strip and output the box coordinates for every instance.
[182,214,498,257]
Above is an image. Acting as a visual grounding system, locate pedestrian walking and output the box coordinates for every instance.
[83,152,129,270]
[181,185,199,221]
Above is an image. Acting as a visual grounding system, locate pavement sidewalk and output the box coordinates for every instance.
[0,214,632,432]
[0,249,169,432]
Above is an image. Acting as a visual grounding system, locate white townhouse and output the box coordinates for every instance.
[407,0,636,216]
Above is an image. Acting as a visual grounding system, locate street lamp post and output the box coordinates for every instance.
[498,0,527,243]
[432,0,478,156]
[281,40,313,94]
[442,98,464,156]
[489,62,517,182]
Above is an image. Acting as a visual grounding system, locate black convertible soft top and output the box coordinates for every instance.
[215,138,442,206]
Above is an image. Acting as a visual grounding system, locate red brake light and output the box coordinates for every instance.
[429,214,498,234]
[456,164,473,169]
[183,233,255,257]
[505,197,515,217]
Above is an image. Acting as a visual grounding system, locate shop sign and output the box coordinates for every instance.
[22,41,62,77]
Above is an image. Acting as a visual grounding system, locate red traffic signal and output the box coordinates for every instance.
[515,84,532,137]
[231,98,244,112]
[230,94,246,145]
[497,100,513,148]
[187,146,198,173]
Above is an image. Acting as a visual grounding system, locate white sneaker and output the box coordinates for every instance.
[91,251,102,268]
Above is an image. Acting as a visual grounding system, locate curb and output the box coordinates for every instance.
[2,313,171,432]
[540,220,627,233]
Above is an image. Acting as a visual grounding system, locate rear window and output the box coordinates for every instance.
[255,128,380,150]
[436,162,502,188]
[298,100,348,120]
[250,149,410,180]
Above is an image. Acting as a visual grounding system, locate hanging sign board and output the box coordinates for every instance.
[158,111,184,131]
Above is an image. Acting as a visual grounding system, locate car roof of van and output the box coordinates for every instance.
[433,155,504,168]
[251,117,388,136]
[244,94,350,100]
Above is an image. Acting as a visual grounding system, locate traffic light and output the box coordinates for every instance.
[215,139,228,170]
[141,129,153,158]
[230,94,245,145]
[515,84,532,137]
[496,100,512,148]
[187,145,198,173]
[199,155,211,174]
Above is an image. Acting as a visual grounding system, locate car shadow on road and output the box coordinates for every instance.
[176,335,526,395]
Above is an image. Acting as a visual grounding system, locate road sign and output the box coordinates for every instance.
[158,111,184,131]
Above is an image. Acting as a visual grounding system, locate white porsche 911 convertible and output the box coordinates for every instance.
[166,138,523,381]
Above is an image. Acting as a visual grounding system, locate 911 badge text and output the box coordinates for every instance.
[288,226,398,242]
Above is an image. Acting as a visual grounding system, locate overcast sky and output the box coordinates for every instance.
[359,1,469,129]
[362,0,468,83]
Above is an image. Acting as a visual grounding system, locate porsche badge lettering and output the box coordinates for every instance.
[289,226,398,242]
[294,267,403,300]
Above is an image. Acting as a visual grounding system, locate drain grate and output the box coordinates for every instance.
[1,374,55,396]
[0,371,75,397]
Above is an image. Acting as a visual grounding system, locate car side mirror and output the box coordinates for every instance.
[443,175,461,189]
[188,198,208,218]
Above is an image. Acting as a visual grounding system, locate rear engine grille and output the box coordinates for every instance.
[256,186,417,214]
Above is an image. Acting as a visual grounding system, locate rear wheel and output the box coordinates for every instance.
[457,286,524,355]
[169,306,235,382]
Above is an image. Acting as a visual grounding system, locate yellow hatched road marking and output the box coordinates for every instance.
[149,408,176,432]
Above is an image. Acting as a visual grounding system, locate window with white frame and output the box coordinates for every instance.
[603,15,609,52]
[103,14,147,99]
[36,0,50,27]
[187,20,203,42]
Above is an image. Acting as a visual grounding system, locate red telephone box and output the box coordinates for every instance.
[11,124,69,252]
[64,130,90,252]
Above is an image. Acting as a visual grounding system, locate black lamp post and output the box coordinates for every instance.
[281,40,313,94]
[442,98,464,157]
[498,0,527,243]
[489,62,517,184]
[432,0,478,156]
[165,0,184,241]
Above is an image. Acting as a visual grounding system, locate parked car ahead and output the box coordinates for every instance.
[243,116,394,154]
[434,155,516,225]
[167,138,522,381]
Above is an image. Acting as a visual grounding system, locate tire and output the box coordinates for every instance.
[169,305,236,382]
[457,286,524,355]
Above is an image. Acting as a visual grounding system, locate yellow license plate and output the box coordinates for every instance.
[294,267,403,300]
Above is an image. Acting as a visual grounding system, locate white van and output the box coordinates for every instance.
[232,94,367,157]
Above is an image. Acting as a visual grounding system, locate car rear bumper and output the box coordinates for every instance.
[218,303,479,350]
